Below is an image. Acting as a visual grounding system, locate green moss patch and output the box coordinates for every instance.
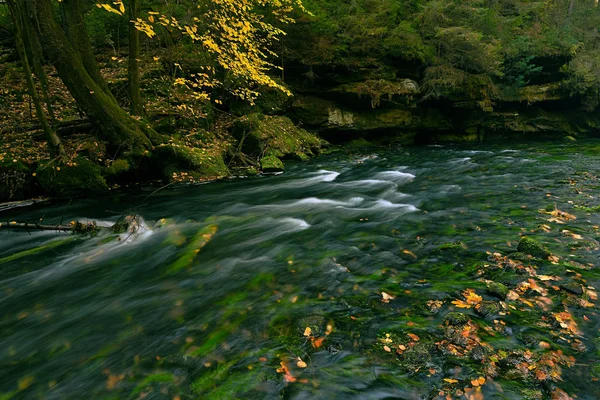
[36,157,108,197]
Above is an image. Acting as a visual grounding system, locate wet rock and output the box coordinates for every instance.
[470,344,492,362]
[508,252,532,262]
[475,301,500,317]
[399,342,434,371]
[296,315,326,336]
[444,312,470,326]
[560,281,583,295]
[517,236,551,259]
[487,282,509,300]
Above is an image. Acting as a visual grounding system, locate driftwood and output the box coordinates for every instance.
[0,215,141,235]
[0,220,100,233]
[0,198,49,212]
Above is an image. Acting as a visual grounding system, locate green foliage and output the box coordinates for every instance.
[562,49,600,111]
[502,55,543,88]
[85,5,127,50]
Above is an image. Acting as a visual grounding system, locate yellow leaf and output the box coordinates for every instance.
[443,378,458,384]
[303,327,312,337]
[296,359,307,368]
[381,292,395,303]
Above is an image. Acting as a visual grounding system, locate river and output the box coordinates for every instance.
[1,140,599,399]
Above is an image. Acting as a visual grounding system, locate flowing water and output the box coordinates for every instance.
[1,141,600,399]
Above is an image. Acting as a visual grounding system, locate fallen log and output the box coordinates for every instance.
[0,220,100,233]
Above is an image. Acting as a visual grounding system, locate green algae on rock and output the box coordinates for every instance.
[517,236,551,259]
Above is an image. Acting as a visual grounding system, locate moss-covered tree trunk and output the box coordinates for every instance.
[128,0,144,116]
[30,0,159,155]
[62,0,117,103]
[22,2,57,123]
[7,0,65,158]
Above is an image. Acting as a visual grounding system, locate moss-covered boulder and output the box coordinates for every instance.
[0,158,33,201]
[517,236,551,258]
[233,114,321,161]
[487,281,509,299]
[36,157,108,197]
[260,156,284,173]
[153,144,229,182]
[105,159,131,177]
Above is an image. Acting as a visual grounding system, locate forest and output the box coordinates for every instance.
[1,1,600,399]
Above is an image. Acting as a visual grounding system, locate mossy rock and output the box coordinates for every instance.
[486,282,508,300]
[507,252,531,262]
[233,114,321,160]
[296,315,326,336]
[444,312,470,326]
[399,342,434,371]
[517,236,550,258]
[260,156,284,173]
[0,158,33,201]
[36,157,108,197]
[154,144,229,181]
[475,301,500,317]
[105,159,130,177]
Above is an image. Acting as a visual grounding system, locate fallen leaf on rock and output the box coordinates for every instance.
[381,292,395,303]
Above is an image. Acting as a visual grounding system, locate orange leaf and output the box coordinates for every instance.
[312,337,325,348]
[407,333,420,342]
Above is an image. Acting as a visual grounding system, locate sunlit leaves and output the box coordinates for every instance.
[96,2,124,16]
[451,289,482,309]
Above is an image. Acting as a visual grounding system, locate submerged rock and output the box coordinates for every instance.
[475,301,500,316]
[560,281,584,295]
[487,282,509,300]
[517,236,551,258]
[296,315,326,336]
[444,312,470,326]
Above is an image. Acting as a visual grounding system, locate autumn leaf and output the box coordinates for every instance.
[470,376,485,386]
[451,299,472,309]
[303,327,312,337]
[443,378,458,384]
[296,359,307,368]
[463,289,482,305]
[407,333,420,342]
[277,361,297,383]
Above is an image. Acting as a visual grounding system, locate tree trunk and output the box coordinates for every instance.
[61,0,117,103]
[128,0,144,116]
[30,0,159,155]
[7,0,65,158]
[22,2,56,122]
[568,0,575,16]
